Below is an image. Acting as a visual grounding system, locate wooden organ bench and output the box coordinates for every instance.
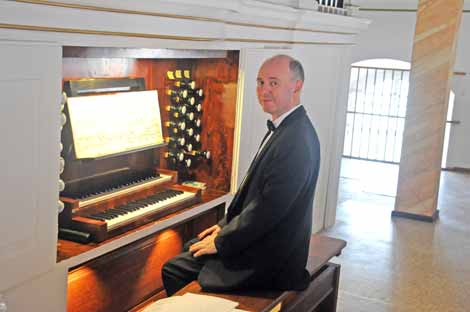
[140,235,346,312]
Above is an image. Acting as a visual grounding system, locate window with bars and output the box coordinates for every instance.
[343,66,410,164]
[316,0,344,8]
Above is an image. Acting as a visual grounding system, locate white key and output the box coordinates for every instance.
[106,191,195,230]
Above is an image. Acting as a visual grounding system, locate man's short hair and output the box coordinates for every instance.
[266,54,305,82]
[288,57,305,82]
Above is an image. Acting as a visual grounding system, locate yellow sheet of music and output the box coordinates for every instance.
[67,90,163,159]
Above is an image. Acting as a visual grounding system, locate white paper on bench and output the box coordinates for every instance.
[142,293,244,312]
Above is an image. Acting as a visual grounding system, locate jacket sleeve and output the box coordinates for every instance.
[214,137,318,259]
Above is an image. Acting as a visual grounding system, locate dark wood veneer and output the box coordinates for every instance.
[66,204,225,312]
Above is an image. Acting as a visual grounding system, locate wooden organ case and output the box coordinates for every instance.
[57,47,239,312]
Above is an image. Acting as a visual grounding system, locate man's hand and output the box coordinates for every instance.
[189,233,218,257]
[197,224,221,240]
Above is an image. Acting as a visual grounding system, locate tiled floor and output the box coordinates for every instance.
[324,158,470,312]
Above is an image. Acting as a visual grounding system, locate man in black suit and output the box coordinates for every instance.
[162,54,320,296]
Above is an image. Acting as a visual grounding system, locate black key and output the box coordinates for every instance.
[125,204,141,211]
[88,215,106,221]
[102,212,119,219]
[93,213,113,220]
[109,209,127,216]
[118,206,135,212]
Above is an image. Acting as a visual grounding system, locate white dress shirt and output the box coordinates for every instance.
[259,104,303,153]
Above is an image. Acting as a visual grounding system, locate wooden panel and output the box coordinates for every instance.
[67,227,184,312]
[66,206,225,312]
[188,52,239,192]
[62,57,142,80]
[154,52,239,191]
[283,264,339,312]
[189,206,220,237]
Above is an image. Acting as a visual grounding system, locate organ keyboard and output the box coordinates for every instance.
[89,189,196,231]
[73,173,173,209]
[59,168,201,242]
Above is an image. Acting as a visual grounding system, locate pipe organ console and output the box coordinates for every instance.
[58,48,238,312]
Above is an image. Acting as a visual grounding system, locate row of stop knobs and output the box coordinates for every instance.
[165,70,210,169]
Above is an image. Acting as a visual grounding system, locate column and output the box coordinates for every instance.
[393,0,464,222]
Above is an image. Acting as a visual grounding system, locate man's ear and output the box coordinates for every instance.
[293,80,303,93]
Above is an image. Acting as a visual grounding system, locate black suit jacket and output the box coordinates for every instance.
[198,106,320,291]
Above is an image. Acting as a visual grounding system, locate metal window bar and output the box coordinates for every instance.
[356,68,369,158]
[317,0,344,8]
[367,67,378,159]
[316,0,349,15]
[343,66,410,164]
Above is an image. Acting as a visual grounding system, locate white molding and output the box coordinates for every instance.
[0,0,370,47]
[324,46,353,229]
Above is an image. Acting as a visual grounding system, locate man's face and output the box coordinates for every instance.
[256,58,299,120]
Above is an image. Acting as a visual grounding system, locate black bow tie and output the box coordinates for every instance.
[267,120,276,132]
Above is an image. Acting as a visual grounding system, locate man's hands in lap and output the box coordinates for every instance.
[190,225,221,257]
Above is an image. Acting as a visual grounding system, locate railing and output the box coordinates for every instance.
[256,0,359,16]
[315,0,358,16]
[317,0,344,9]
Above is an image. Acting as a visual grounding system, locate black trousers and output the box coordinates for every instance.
[162,238,212,296]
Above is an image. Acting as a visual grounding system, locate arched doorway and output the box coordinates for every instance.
[341,58,454,197]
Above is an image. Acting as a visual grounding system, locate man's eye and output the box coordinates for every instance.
[257,81,264,87]
[270,81,278,87]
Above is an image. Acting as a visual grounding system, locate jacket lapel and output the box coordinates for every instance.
[246,106,306,177]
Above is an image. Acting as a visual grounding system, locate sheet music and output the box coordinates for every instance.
[142,293,243,312]
[67,90,163,159]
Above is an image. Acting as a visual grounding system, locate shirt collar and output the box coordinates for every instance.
[272,104,302,128]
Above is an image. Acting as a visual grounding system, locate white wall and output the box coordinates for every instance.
[2,266,68,312]
[351,12,416,63]
[350,11,470,169]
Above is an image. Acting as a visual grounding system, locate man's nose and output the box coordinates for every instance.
[258,84,271,93]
